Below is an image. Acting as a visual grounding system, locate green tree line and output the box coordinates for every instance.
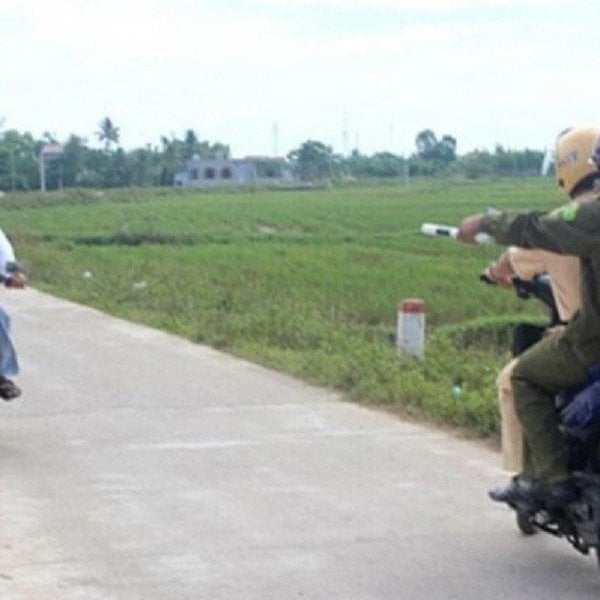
[0,119,546,191]
[0,119,231,191]
[291,130,545,182]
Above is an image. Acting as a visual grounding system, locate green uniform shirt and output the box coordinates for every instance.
[481,195,600,366]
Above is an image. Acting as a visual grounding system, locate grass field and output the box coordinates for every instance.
[0,178,562,438]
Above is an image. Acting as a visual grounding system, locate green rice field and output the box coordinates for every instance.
[0,179,563,438]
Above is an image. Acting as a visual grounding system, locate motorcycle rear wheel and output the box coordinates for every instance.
[516,510,537,536]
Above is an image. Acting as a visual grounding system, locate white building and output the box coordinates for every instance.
[174,156,295,187]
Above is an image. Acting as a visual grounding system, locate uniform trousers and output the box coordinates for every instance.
[511,333,587,482]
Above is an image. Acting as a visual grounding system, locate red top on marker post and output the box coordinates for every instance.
[399,299,426,313]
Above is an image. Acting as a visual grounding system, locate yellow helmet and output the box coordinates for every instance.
[555,126,600,197]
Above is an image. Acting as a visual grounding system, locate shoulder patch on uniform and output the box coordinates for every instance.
[549,201,579,221]
[561,203,579,221]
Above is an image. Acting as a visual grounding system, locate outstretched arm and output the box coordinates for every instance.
[458,202,600,258]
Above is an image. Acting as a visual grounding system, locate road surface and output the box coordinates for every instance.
[0,288,599,599]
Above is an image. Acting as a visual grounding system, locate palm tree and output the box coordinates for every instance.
[96,117,120,151]
[184,129,199,160]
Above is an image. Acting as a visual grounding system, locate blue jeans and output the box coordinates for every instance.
[0,306,18,376]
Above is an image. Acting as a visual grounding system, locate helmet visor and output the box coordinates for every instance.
[589,136,600,168]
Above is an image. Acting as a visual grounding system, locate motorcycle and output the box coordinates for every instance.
[419,221,600,566]
[487,272,600,569]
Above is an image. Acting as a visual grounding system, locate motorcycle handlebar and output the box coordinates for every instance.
[480,271,560,322]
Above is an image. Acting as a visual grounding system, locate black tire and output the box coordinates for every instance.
[516,510,537,536]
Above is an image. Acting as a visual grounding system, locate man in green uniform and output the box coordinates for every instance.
[457,126,600,505]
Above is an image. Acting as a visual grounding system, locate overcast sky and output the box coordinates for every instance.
[2,0,598,157]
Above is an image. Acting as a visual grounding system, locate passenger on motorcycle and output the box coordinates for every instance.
[457,126,600,506]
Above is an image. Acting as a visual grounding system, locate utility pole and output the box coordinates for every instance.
[272,122,279,156]
[8,148,15,191]
[39,152,46,192]
[39,143,64,192]
[342,115,349,156]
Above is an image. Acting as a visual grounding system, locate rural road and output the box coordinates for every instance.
[0,289,599,599]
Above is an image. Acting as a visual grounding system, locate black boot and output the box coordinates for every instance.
[488,476,540,506]
[541,478,578,507]
[0,376,21,400]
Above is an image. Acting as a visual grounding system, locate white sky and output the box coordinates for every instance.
[1,0,599,157]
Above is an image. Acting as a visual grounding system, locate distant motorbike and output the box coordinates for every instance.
[486,273,600,569]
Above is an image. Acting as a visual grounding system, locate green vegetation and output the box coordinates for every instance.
[0,123,543,191]
[1,178,559,438]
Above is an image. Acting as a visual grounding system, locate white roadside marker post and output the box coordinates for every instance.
[397,298,426,360]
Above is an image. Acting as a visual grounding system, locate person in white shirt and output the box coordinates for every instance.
[0,227,26,400]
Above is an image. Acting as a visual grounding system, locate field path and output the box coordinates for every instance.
[0,288,599,599]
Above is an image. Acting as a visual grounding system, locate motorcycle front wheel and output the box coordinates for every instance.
[516,510,537,536]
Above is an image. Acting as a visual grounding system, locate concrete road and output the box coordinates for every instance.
[0,289,599,599]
